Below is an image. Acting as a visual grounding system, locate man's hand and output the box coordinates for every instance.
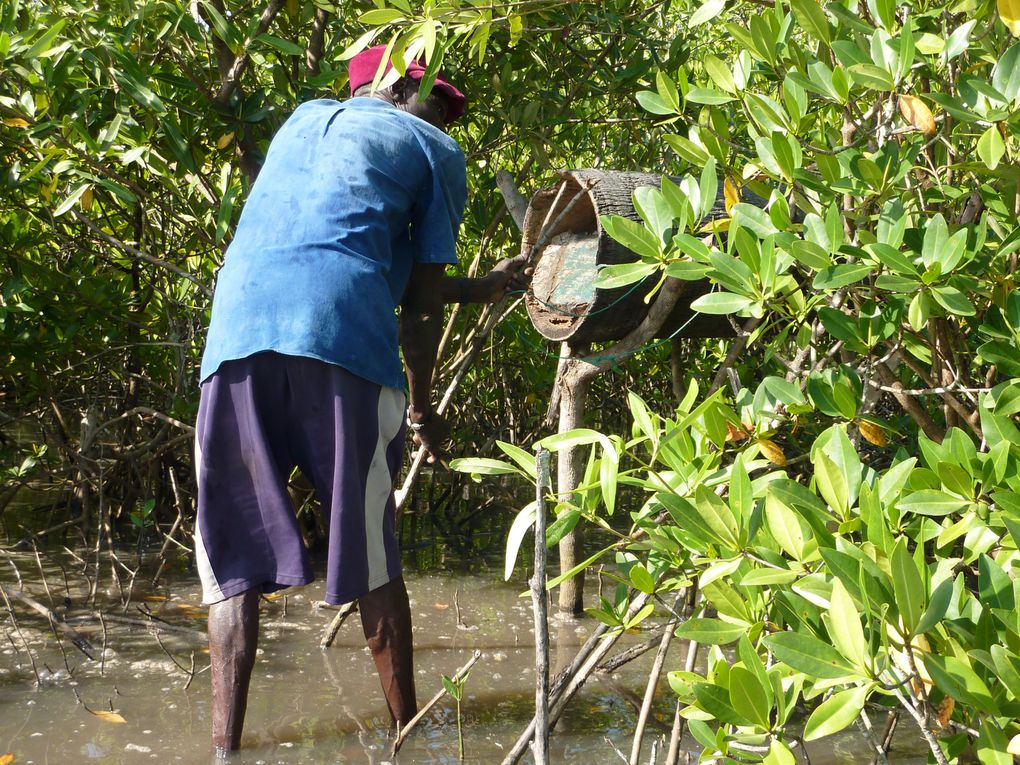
[477,254,533,303]
[408,410,450,465]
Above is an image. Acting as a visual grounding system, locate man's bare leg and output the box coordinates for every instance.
[359,577,416,724]
[209,588,260,755]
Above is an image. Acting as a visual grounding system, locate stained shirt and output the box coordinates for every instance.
[199,97,467,389]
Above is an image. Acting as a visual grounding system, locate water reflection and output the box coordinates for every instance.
[0,552,929,764]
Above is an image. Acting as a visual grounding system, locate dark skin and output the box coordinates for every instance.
[208,80,530,756]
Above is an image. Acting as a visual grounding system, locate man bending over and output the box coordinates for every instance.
[194,45,528,755]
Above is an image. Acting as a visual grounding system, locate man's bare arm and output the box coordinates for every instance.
[400,262,448,461]
[438,254,531,304]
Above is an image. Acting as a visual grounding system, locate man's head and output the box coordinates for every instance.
[348,45,466,130]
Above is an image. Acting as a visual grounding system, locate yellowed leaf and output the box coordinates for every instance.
[723,176,740,214]
[898,95,936,136]
[0,752,14,765]
[757,438,787,466]
[1007,733,1020,755]
[999,0,1020,35]
[215,132,234,150]
[2,118,29,128]
[858,420,888,447]
[80,186,93,212]
[725,422,751,442]
[92,710,126,724]
[937,696,954,727]
[699,217,731,234]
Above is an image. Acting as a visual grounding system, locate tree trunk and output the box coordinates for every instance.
[556,353,589,616]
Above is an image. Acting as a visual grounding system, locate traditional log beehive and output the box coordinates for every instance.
[523,169,730,344]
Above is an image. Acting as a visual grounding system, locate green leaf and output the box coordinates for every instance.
[635,90,676,116]
[594,262,657,289]
[685,87,734,105]
[812,264,874,290]
[732,203,779,237]
[359,8,406,24]
[495,441,537,480]
[628,562,655,594]
[814,450,849,517]
[545,545,614,590]
[992,43,1020,103]
[827,579,868,671]
[23,19,66,59]
[890,538,924,634]
[599,214,661,260]
[537,429,617,463]
[897,490,969,517]
[931,285,975,316]
[690,292,755,315]
[545,508,580,549]
[694,485,740,549]
[915,578,953,635]
[658,493,724,548]
[977,126,1006,171]
[449,457,520,476]
[789,0,831,44]
[803,685,870,741]
[634,185,675,241]
[690,0,726,27]
[256,34,304,56]
[674,617,748,645]
[924,654,998,713]
[764,740,797,765]
[664,134,711,165]
[764,631,860,679]
[848,63,895,90]
[765,494,809,561]
[729,665,772,729]
[693,682,747,725]
[53,183,89,217]
[739,567,799,586]
[704,55,736,93]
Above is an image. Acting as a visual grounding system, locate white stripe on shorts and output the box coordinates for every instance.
[194,429,226,603]
[363,385,404,588]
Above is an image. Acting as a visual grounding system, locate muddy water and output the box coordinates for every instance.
[0,553,928,765]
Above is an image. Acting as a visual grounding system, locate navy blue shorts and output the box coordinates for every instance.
[194,352,406,605]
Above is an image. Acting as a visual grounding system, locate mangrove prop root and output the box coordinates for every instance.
[391,648,482,755]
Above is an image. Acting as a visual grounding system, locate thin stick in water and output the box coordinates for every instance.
[391,649,482,755]
[531,448,551,765]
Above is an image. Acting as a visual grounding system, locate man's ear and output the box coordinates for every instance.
[389,77,412,104]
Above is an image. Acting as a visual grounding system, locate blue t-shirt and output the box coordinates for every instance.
[199,98,467,388]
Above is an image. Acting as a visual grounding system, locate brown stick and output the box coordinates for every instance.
[532,448,552,765]
[319,600,358,649]
[629,591,685,764]
[709,316,763,394]
[213,0,285,106]
[391,649,482,754]
[4,585,94,659]
[1,585,41,685]
[500,590,654,765]
[874,362,944,442]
